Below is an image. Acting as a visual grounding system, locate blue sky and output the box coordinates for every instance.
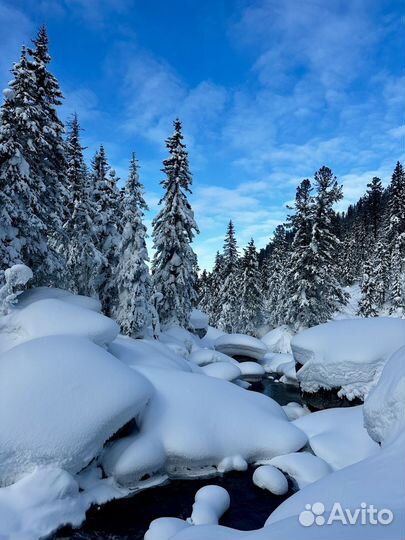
[1,0,404,269]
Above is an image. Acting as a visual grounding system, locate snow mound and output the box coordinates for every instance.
[201,362,242,381]
[0,336,152,485]
[253,465,288,495]
[282,402,308,421]
[238,361,265,377]
[102,368,307,481]
[3,297,118,353]
[17,286,101,312]
[364,346,405,446]
[188,485,230,525]
[294,405,379,470]
[293,317,405,400]
[189,348,237,367]
[214,333,267,360]
[145,518,191,540]
[0,467,88,540]
[190,309,209,331]
[110,336,193,372]
[265,452,331,489]
[261,325,293,353]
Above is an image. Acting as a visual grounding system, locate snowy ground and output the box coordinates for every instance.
[0,285,403,540]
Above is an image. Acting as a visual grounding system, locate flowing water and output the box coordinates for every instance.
[54,379,302,540]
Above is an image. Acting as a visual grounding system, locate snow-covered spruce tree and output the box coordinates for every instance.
[310,166,348,323]
[387,162,405,244]
[91,145,121,315]
[365,177,384,240]
[217,220,241,333]
[206,251,225,326]
[27,26,68,284]
[0,47,49,277]
[357,259,379,317]
[197,268,211,314]
[113,152,151,337]
[372,239,390,309]
[151,119,199,329]
[283,178,321,330]
[390,239,404,314]
[61,114,104,296]
[238,239,263,336]
[266,224,289,326]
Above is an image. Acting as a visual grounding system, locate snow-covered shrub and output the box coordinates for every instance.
[0,264,33,315]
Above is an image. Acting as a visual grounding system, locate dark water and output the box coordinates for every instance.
[54,379,300,540]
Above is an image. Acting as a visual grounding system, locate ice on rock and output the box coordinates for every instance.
[252,465,288,495]
[364,346,405,446]
[201,362,242,381]
[214,333,267,360]
[0,336,152,485]
[261,325,293,354]
[293,317,405,400]
[237,361,265,377]
[294,406,379,470]
[265,452,331,489]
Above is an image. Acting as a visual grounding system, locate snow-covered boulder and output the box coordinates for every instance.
[293,317,405,400]
[188,485,230,525]
[201,362,242,381]
[0,336,152,485]
[17,286,102,312]
[1,297,118,354]
[294,406,379,470]
[189,309,209,337]
[238,361,265,377]
[214,333,267,360]
[264,452,331,489]
[102,368,307,482]
[261,325,293,354]
[253,465,288,495]
[188,348,237,367]
[364,346,405,446]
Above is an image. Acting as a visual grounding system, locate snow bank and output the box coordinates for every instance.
[17,286,101,312]
[293,317,405,400]
[261,326,293,354]
[294,406,379,470]
[364,346,405,446]
[0,336,152,485]
[252,465,288,495]
[214,334,267,360]
[102,368,307,481]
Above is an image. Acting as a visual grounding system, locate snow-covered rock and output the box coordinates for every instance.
[238,361,265,377]
[188,485,230,525]
[189,348,237,367]
[190,309,209,333]
[264,452,331,489]
[282,402,308,421]
[102,367,307,481]
[261,325,293,354]
[201,362,242,381]
[293,317,405,400]
[0,335,152,485]
[252,465,288,495]
[364,345,405,446]
[214,333,267,360]
[294,406,379,470]
[17,286,102,312]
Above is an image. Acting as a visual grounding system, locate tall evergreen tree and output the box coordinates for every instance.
[283,179,319,329]
[61,114,103,296]
[205,251,225,326]
[151,119,199,329]
[365,177,384,240]
[310,166,347,323]
[357,259,379,317]
[217,221,241,333]
[28,26,68,283]
[91,145,121,315]
[0,47,48,276]
[114,153,151,336]
[239,239,263,335]
[267,224,289,326]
